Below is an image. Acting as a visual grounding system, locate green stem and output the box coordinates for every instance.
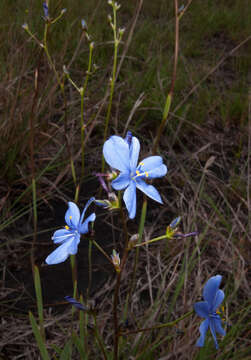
[102,4,119,172]
[70,255,78,298]
[135,234,168,247]
[43,23,63,91]
[80,42,94,184]
[127,198,147,307]
[153,0,179,154]
[33,265,45,341]
[87,240,93,299]
[93,313,108,360]
[92,239,113,265]
[119,310,194,336]
[113,206,130,360]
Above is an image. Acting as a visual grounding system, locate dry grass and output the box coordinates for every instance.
[0,0,250,358]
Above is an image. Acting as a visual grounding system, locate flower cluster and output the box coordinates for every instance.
[45,131,226,350]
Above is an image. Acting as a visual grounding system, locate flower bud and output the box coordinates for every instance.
[111,250,120,273]
[128,234,139,250]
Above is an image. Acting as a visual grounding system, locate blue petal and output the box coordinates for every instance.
[123,181,136,219]
[129,136,140,171]
[214,317,226,336]
[194,301,209,318]
[136,179,163,204]
[196,319,209,347]
[79,197,95,224]
[212,289,225,312]
[52,228,76,244]
[65,202,80,229]
[138,156,168,178]
[45,234,80,265]
[124,131,132,146]
[65,296,88,311]
[203,275,222,306]
[79,213,96,234]
[103,135,130,172]
[111,172,130,190]
[209,318,219,349]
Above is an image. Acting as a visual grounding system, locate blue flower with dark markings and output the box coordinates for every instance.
[194,275,226,349]
[46,198,96,265]
[103,131,167,219]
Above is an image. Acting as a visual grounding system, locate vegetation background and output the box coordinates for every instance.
[0,0,250,359]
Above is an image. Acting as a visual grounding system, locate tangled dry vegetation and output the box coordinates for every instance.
[0,0,250,359]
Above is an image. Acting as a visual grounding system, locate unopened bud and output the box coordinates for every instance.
[119,27,125,37]
[128,234,139,250]
[111,250,120,273]
[81,19,88,30]
[63,65,69,74]
[22,23,29,30]
[107,170,117,181]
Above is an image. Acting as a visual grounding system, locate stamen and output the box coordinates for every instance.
[145,171,149,177]
[65,225,70,230]
[139,162,144,166]
[136,170,140,175]
[69,216,72,219]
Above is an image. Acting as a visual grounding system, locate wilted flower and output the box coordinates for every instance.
[45,198,96,265]
[43,2,49,19]
[65,296,88,311]
[194,275,226,349]
[103,131,167,219]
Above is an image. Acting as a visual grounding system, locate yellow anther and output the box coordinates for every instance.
[65,225,70,230]
[69,216,72,219]
[139,162,144,166]
[145,171,149,177]
[136,170,140,175]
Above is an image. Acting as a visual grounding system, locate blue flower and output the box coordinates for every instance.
[194,275,226,349]
[46,198,96,265]
[103,132,167,219]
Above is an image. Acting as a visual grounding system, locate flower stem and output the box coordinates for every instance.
[125,197,147,319]
[87,240,93,299]
[113,206,130,360]
[80,42,94,185]
[153,0,179,154]
[92,313,108,360]
[102,2,120,173]
[119,310,194,336]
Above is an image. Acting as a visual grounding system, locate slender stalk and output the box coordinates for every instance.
[102,2,121,173]
[126,198,147,314]
[119,311,194,336]
[93,313,108,360]
[92,239,113,265]
[87,240,93,299]
[30,65,41,269]
[135,233,168,247]
[33,265,45,341]
[80,42,94,184]
[70,255,78,298]
[153,0,179,154]
[113,206,129,360]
